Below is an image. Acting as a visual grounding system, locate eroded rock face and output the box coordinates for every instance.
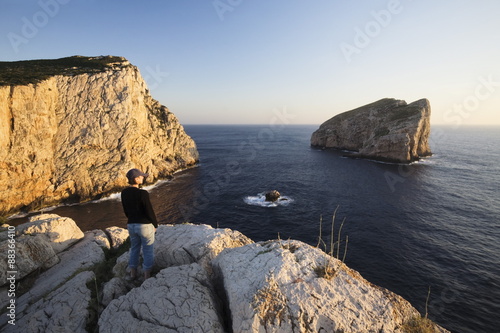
[99,263,225,333]
[0,215,108,330]
[3,271,95,333]
[6,232,106,321]
[212,239,442,333]
[104,226,129,249]
[153,224,253,273]
[110,224,253,279]
[0,213,86,285]
[17,214,85,253]
[0,234,58,285]
[0,56,198,216]
[311,98,432,163]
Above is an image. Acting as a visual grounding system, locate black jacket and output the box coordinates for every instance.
[121,187,158,228]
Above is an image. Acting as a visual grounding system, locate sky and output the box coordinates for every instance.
[1,0,500,126]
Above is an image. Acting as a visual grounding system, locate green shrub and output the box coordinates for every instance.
[0,55,130,86]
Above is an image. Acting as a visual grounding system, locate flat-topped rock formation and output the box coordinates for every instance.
[0,56,198,216]
[0,214,449,333]
[311,98,432,163]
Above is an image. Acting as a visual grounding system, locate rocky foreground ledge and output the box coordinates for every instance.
[0,214,449,332]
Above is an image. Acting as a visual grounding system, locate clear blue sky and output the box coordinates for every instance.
[2,0,500,125]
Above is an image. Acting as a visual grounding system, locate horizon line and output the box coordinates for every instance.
[182,123,500,127]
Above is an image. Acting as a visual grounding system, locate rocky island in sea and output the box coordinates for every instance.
[0,214,449,332]
[0,56,198,217]
[310,98,432,163]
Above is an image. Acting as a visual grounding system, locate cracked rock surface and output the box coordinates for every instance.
[104,226,129,249]
[0,233,58,285]
[154,223,253,273]
[3,271,95,333]
[0,213,90,291]
[213,239,448,333]
[0,218,106,328]
[99,263,224,333]
[16,213,85,254]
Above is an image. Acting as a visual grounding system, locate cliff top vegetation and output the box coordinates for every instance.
[0,55,130,86]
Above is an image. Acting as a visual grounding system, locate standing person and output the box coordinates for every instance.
[121,168,158,281]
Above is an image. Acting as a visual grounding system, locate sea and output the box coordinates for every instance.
[9,124,500,333]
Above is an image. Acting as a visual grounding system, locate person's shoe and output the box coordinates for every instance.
[144,270,151,280]
[125,268,137,281]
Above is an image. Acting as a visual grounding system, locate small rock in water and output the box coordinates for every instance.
[265,190,280,202]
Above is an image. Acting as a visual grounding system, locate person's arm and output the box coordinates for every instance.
[142,190,158,228]
[121,190,129,218]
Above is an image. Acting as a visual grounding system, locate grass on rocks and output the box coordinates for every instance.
[313,211,442,332]
[86,237,130,333]
[401,316,437,333]
[314,206,348,280]
[401,316,435,333]
[401,287,441,333]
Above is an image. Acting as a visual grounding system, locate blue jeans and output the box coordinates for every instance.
[128,223,155,271]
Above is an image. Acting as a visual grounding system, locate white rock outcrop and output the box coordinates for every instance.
[0,56,198,216]
[0,223,106,328]
[153,223,253,272]
[0,213,85,286]
[3,271,95,333]
[213,239,440,332]
[105,226,129,249]
[110,224,253,278]
[17,213,85,253]
[87,228,111,249]
[0,234,58,285]
[101,277,130,308]
[99,263,225,333]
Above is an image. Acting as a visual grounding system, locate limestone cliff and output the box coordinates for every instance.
[311,98,432,163]
[0,56,198,216]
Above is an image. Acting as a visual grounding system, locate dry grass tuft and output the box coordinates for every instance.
[314,206,349,280]
[401,315,437,333]
[313,259,337,280]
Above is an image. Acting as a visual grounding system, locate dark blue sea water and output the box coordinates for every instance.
[11,125,500,333]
